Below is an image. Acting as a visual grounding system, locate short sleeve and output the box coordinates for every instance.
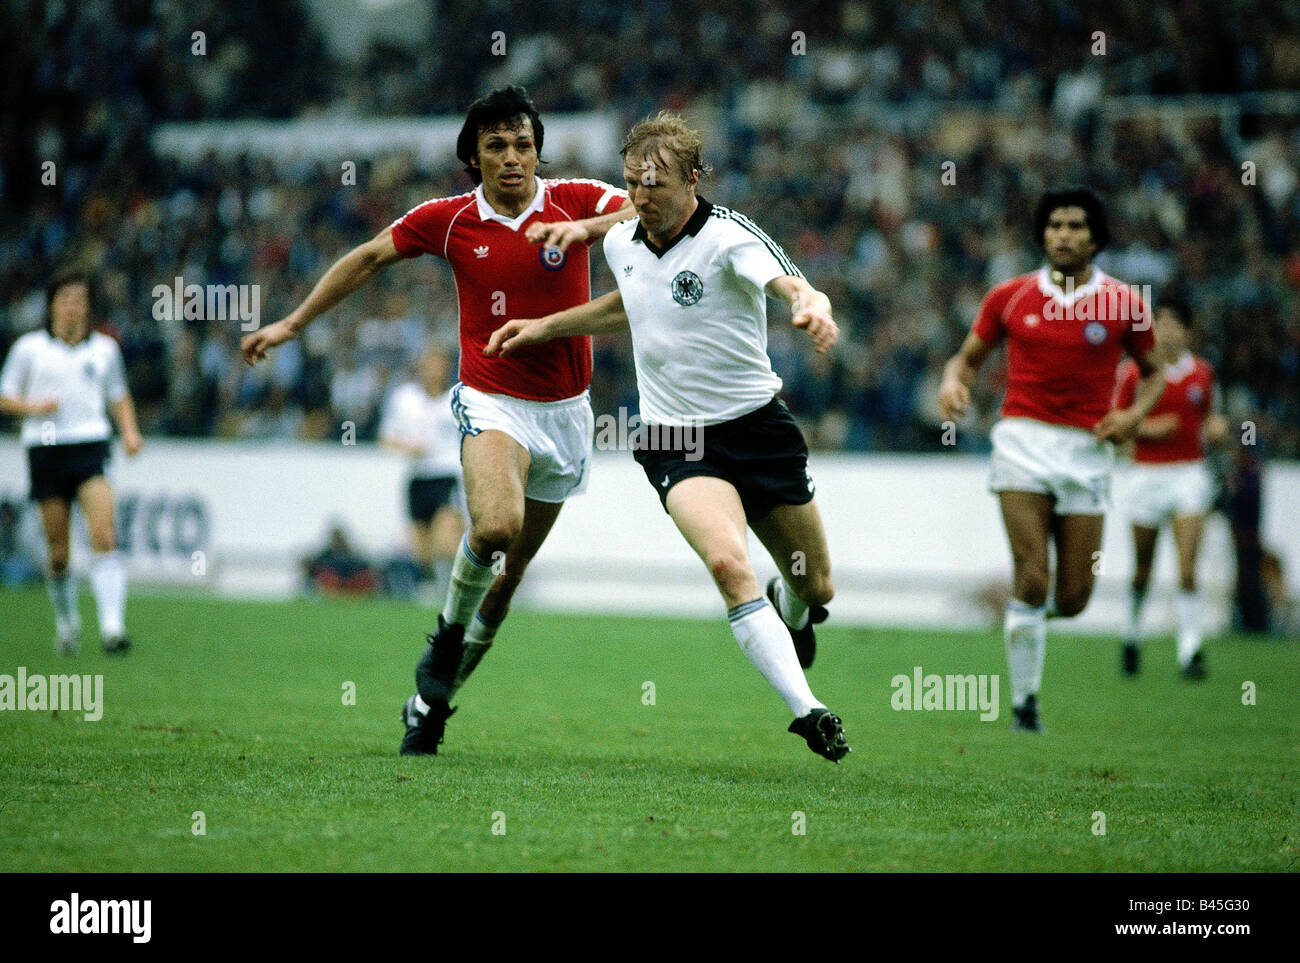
[724,217,803,293]
[103,340,128,404]
[0,337,32,399]
[971,283,1013,345]
[390,196,467,260]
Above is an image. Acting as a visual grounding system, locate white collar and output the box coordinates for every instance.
[1037,266,1107,307]
[475,177,545,230]
[1164,350,1195,381]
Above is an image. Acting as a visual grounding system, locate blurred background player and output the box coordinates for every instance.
[0,267,143,655]
[1115,298,1227,679]
[241,86,632,756]
[937,188,1164,732]
[378,343,465,592]
[488,114,849,762]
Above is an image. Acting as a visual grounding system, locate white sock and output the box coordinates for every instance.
[728,599,819,717]
[450,612,501,696]
[1005,600,1046,708]
[441,536,498,627]
[775,579,809,629]
[1175,590,1202,666]
[1125,586,1148,644]
[47,571,80,638]
[89,551,126,639]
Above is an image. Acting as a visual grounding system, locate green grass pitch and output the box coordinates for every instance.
[1,587,1295,872]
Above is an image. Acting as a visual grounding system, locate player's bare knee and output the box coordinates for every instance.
[1179,573,1196,593]
[1013,571,1050,607]
[707,553,753,601]
[89,528,115,553]
[471,515,522,556]
[48,553,69,575]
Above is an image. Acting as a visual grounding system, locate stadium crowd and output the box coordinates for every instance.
[3,0,1298,456]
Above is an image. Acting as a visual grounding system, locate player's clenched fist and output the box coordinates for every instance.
[241,319,298,365]
[1093,407,1142,443]
[485,318,547,357]
[937,378,971,421]
[524,220,588,253]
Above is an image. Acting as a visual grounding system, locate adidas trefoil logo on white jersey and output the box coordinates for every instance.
[475,246,490,258]
[623,265,634,276]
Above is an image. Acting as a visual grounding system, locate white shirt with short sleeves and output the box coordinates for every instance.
[0,330,127,447]
[378,383,462,478]
[603,197,802,427]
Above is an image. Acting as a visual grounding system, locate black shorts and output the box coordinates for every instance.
[632,397,815,522]
[407,476,458,524]
[28,440,111,503]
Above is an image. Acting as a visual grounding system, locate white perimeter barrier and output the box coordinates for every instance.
[1,439,1296,633]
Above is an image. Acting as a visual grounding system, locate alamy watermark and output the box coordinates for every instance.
[152,277,260,330]
[1042,277,1153,328]
[0,667,102,721]
[594,407,703,461]
[891,666,999,721]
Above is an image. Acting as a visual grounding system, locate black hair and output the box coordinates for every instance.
[45,266,93,338]
[455,85,545,185]
[1033,187,1110,253]
[1155,296,1193,329]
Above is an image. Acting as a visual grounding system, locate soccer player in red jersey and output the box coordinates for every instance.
[937,189,1165,731]
[241,87,632,755]
[1114,299,1226,679]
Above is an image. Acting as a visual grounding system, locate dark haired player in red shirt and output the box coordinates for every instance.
[242,86,631,755]
[1114,299,1225,680]
[937,188,1164,732]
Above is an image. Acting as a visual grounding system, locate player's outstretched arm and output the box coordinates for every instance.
[1096,347,1165,442]
[938,330,993,421]
[485,290,628,357]
[524,200,636,253]
[766,275,838,354]
[241,229,403,365]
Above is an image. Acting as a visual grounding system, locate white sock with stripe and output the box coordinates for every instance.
[1005,599,1046,708]
[450,611,502,697]
[775,579,809,629]
[728,598,819,718]
[1175,590,1202,666]
[89,551,127,639]
[441,536,498,627]
[47,571,80,638]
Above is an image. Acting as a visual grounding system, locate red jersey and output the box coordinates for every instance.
[973,268,1156,431]
[1115,352,1215,463]
[391,176,627,401]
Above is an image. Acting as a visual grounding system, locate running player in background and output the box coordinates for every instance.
[937,188,1164,732]
[379,344,465,592]
[487,113,849,762]
[242,86,632,756]
[1114,299,1226,679]
[0,267,143,656]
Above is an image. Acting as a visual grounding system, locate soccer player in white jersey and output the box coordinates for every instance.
[1114,299,1226,679]
[0,268,143,655]
[937,189,1165,732]
[487,113,849,762]
[379,344,465,589]
[243,87,633,755]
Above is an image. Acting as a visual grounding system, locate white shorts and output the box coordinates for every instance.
[450,382,593,503]
[989,417,1114,516]
[1125,461,1215,528]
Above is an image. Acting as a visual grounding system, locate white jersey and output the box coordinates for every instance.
[603,197,800,427]
[0,329,127,447]
[379,383,462,478]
